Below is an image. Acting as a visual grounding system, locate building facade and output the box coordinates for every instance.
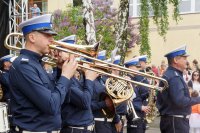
[35,0,200,65]
[128,0,200,66]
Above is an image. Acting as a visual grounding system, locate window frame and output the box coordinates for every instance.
[129,0,154,18]
[179,0,200,14]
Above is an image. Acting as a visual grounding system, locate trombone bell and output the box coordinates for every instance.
[52,40,100,57]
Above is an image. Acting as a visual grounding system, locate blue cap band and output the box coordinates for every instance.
[113,60,120,64]
[2,58,11,62]
[97,55,106,60]
[165,50,186,59]
[139,58,147,62]
[125,62,138,67]
[63,40,75,44]
[22,23,52,35]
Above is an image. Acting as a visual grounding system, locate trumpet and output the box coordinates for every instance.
[4,32,168,92]
[127,100,140,121]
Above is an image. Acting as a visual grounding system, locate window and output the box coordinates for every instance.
[29,0,48,14]
[129,0,154,17]
[179,0,200,13]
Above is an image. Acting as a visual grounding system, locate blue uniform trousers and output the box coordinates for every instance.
[93,121,112,133]
[111,124,123,133]
[160,116,189,133]
[111,117,125,133]
[60,127,92,133]
[127,119,146,133]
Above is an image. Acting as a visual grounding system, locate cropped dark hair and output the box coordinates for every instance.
[193,59,198,65]
[191,90,199,97]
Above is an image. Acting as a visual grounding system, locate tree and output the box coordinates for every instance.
[82,0,97,45]
[52,0,139,57]
[114,0,129,64]
[73,0,83,6]
[115,0,180,61]
[139,0,180,57]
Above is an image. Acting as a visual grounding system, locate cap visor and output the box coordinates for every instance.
[39,30,57,36]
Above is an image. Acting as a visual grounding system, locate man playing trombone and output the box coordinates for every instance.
[57,40,99,133]
[9,14,78,132]
[124,57,151,133]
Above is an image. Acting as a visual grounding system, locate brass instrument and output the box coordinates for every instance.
[5,32,169,119]
[145,70,158,123]
[4,32,168,92]
[103,77,135,119]
[127,100,140,121]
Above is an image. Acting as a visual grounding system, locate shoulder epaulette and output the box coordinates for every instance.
[20,58,29,64]
[174,71,179,76]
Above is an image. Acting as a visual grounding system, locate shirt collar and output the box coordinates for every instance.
[168,66,183,76]
[20,49,43,62]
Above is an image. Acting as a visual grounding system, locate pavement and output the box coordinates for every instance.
[146,117,160,133]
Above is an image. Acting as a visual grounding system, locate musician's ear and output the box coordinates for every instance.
[26,32,37,43]
[173,56,181,64]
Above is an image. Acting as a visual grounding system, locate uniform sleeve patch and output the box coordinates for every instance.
[20,58,29,63]
[174,71,179,76]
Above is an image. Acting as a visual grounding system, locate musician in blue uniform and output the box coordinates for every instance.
[124,57,150,133]
[0,55,14,102]
[9,14,78,132]
[157,45,200,133]
[138,55,148,73]
[60,52,99,133]
[91,50,114,133]
[106,55,127,133]
[0,55,17,132]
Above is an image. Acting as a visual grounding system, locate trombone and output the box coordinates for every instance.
[4,32,168,92]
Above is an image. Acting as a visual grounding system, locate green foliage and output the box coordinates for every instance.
[52,1,137,58]
[140,0,151,57]
[139,0,180,58]
[73,0,83,6]
[53,5,85,42]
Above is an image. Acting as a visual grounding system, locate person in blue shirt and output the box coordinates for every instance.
[124,57,150,133]
[9,14,78,132]
[90,50,115,133]
[30,4,41,17]
[106,55,127,133]
[138,55,148,73]
[0,54,14,102]
[157,45,200,133]
[60,52,99,133]
[0,55,17,132]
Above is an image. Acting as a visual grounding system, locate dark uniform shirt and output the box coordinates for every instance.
[91,77,107,118]
[129,75,149,118]
[0,70,10,101]
[61,76,94,127]
[98,76,122,123]
[9,49,71,131]
[157,66,200,116]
